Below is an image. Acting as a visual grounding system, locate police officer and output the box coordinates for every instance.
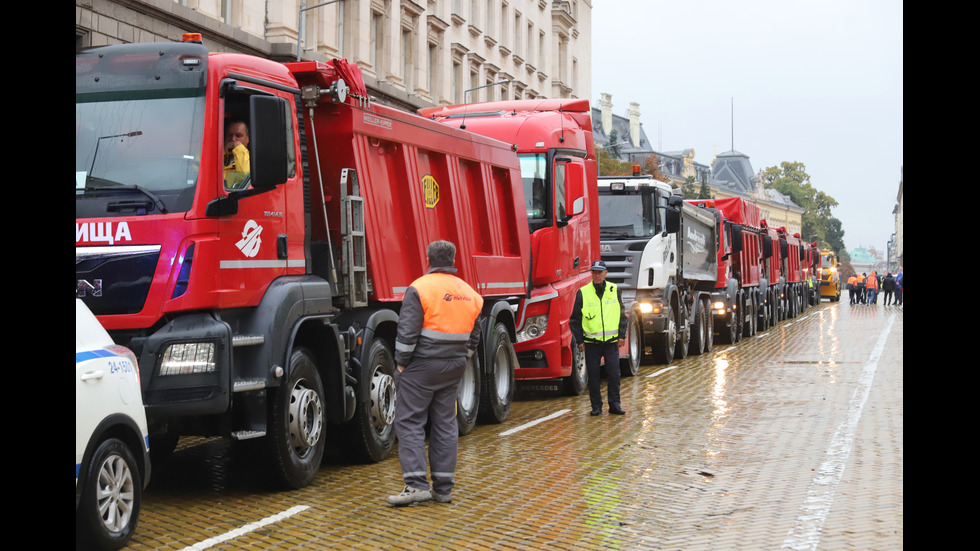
[571,260,627,416]
[387,240,483,506]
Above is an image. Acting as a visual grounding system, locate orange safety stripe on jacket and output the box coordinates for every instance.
[413,273,484,337]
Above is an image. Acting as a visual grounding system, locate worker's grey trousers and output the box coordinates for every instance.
[394,356,467,495]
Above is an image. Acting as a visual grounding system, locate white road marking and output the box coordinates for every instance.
[646,365,678,378]
[182,505,310,550]
[499,409,571,436]
[781,314,895,550]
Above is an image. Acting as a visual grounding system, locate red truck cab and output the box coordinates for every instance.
[421,100,599,395]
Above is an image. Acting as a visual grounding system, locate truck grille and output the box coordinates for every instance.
[76,245,161,315]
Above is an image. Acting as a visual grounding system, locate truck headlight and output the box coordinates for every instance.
[159,342,216,375]
[516,314,548,343]
[637,302,654,314]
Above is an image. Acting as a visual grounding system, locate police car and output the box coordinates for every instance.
[76,299,151,550]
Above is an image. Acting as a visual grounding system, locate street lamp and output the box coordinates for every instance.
[297,0,344,62]
[458,79,510,129]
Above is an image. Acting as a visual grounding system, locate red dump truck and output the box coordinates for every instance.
[420,100,598,396]
[75,35,543,489]
[688,197,771,342]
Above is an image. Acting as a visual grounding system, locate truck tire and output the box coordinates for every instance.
[757,294,769,332]
[456,354,480,436]
[674,315,690,361]
[342,339,396,464]
[563,344,588,396]
[76,437,142,550]
[269,347,326,489]
[689,299,707,355]
[478,322,515,424]
[652,305,676,364]
[715,302,734,345]
[701,298,714,353]
[620,313,642,376]
[742,294,756,339]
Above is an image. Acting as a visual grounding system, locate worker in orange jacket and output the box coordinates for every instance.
[847,274,858,304]
[865,271,878,304]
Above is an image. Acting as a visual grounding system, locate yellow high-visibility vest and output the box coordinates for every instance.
[581,281,620,342]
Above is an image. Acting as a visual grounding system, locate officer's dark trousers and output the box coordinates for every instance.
[584,340,621,410]
[394,356,467,495]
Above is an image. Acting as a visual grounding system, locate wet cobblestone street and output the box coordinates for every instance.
[122,301,902,550]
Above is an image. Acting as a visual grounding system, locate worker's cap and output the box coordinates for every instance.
[590,260,608,272]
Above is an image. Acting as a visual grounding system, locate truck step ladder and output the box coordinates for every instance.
[341,168,368,308]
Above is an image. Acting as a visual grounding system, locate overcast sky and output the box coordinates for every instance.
[591,0,903,254]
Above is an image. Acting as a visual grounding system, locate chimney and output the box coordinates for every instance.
[600,93,613,137]
[629,102,641,147]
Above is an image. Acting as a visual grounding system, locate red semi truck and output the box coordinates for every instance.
[74,35,561,488]
[420,100,598,395]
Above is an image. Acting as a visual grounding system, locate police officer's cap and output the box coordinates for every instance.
[590,260,607,272]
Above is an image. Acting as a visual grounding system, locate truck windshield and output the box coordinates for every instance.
[598,192,658,238]
[76,90,205,215]
[821,252,835,266]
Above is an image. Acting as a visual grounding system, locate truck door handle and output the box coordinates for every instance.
[574,257,580,269]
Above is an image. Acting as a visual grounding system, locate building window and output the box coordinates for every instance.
[402,28,413,90]
[429,42,439,97]
[453,60,462,103]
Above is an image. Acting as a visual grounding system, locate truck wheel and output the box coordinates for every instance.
[563,344,588,396]
[76,437,142,551]
[757,296,769,332]
[456,354,480,436]
[652,306,676,364]
[742,295,756,338]
[269,347,326,488]
[674,314,689,360]
[620,314,642,376]
[343,339,396,463]
[733,295,744,343]
[478,322,515,424]
[689,299,707,355]
[716,304,737,345]
[702,299,714,353]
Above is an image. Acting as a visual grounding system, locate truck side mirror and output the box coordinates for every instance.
[564,162,585,217]
[730,224,743,254]
[664,194,682,234]
[249,95,290,191]
[762,235,773,259]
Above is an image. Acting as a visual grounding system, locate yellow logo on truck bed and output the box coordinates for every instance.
[423,174,440,208]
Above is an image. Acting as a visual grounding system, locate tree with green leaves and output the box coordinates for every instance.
[682,175,698,199]
[761,161,845,256]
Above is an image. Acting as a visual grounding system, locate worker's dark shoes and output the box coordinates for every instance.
[609,406,626,415]
[590,407,602,416]
[387,485,432,506]
[433,491,452,503]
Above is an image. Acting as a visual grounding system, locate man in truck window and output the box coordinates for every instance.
[388,240,483,506]
[570,260,627,416]
[223,120,250,188]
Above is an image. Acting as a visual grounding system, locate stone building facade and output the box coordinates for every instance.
[76,0,592,112]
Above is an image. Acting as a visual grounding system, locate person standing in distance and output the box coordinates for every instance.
[570,260,627,416]
[387,240,484,506]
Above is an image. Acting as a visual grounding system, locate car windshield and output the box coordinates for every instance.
[76,90,205,214]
